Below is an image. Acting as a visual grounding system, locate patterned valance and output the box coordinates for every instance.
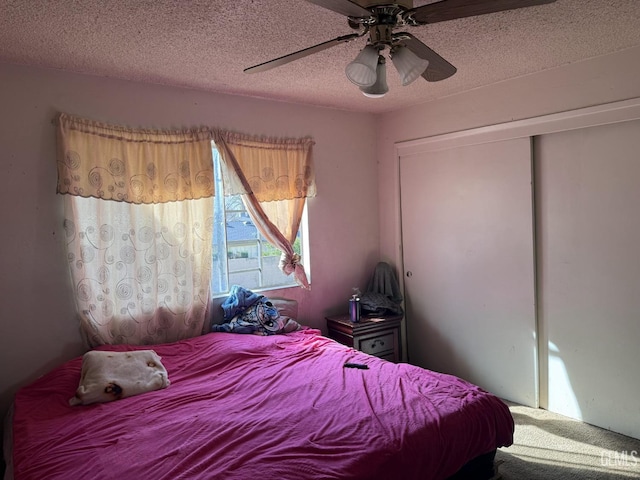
[56,113,214,204]
[213,130,316,202]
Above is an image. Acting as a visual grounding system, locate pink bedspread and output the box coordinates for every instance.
[12,330,513,480]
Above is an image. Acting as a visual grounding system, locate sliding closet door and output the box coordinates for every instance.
[400,138,537,406]
[536,120,640,439]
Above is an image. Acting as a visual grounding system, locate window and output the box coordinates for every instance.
[211,146,308,295]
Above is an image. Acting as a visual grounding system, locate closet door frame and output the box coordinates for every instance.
[391,97,640,407]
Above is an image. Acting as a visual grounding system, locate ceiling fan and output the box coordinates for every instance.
[244,0,557,97]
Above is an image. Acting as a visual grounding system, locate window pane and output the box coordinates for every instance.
[211,145,304,295]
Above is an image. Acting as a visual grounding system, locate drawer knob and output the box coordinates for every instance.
[372,339,384,348]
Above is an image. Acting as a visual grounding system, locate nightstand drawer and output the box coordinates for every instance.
[326,314,402,363]
[360,333,395,356]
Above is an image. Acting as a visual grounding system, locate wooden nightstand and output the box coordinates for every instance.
[326,314,402,363]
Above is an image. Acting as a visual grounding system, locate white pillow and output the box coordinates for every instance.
[69,350,169,406]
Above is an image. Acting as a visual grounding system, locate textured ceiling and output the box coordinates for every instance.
[1,0,640,113]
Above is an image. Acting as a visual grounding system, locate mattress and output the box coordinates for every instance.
[9,329,513,480]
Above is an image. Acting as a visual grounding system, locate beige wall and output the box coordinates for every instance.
[0,63,379,425]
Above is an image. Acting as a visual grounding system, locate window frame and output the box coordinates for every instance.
[211,145,309,296]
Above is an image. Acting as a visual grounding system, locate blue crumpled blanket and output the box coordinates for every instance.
[221,284,264,321]
[213,285,301,336]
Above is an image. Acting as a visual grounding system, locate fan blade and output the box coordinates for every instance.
[410,0,556,25]
[305,0,372,18]
[244,33,360,74]
[395,32,457,82]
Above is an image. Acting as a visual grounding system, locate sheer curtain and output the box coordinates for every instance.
[57,113,214,346]
[213,130,315,289]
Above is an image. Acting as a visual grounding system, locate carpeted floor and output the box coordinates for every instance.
[495,402,640,479]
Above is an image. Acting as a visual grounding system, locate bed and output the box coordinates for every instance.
[5,300,513,480]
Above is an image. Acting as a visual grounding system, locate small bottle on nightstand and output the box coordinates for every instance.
[349,293,361,323]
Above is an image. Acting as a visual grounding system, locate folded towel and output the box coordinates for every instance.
[69,350,170,406]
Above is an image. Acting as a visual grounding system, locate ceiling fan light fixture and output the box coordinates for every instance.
[244,0,556,95]
[391,45,429,86]
[345,45,379,87]
[360,55,388,98]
